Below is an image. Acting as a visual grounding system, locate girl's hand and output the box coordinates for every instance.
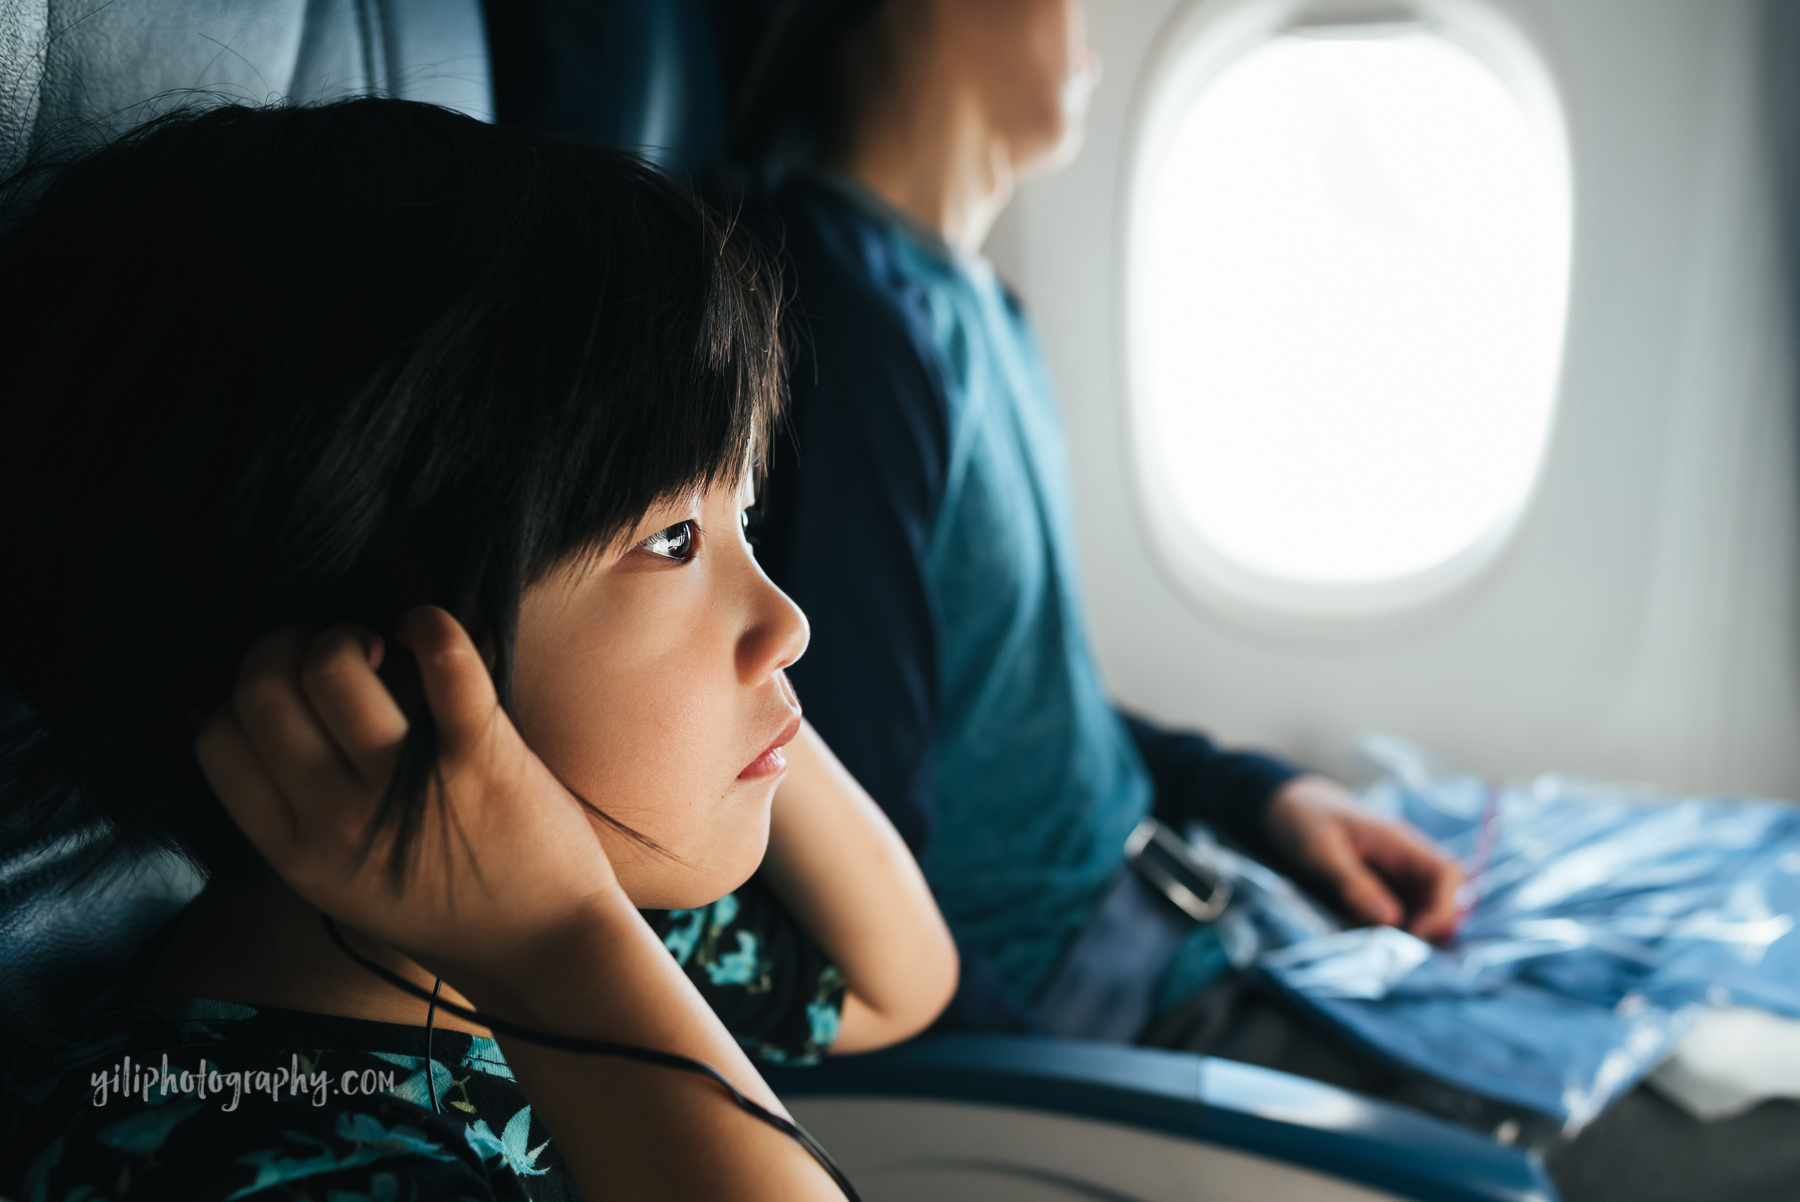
[195,606,624,987]
[199,610,848,1200]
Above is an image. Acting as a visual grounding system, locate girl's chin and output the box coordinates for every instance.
[617,820,772,912]
[629,870,760,913]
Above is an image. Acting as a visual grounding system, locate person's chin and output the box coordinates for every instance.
[719,785,778,887]
[1017,121,1085,180]
[631,805,773,911]
[1044,118,1086,172]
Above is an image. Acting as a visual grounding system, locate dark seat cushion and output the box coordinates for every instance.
[0,802,202,1042]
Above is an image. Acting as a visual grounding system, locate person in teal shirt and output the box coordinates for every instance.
[739,0,1464,1040]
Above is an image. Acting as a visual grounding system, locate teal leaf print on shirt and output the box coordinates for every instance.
[15,1074,57,1109]
[229,1115,456,1199]
[325,1171,403,1202]
[175,999,260,1022]
[805,966,848,1058]
[806,1000,842,1051]
[705,931,769,988]
[668,891,771,989]
[170,999,260,1043]
[369,1053,456,1111]
[463,1119,505,1164]
[95,1097,202,1156]
[462,1105,550,1177]
[50,1030,131,1073]
[462,1037,515,1082]
[662,908,708,965]
[229,1130,383,1198]
[736,1034,790,1065]
[19,1132,62,1202]
[731,961,847,1066]
[335,1112,460,1160]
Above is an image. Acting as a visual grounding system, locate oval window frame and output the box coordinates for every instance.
[1119,0,1575,637]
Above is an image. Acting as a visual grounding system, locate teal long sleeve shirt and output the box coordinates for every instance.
[754,172,1301,1028]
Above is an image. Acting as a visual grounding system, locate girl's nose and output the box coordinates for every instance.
[738,569,810,686]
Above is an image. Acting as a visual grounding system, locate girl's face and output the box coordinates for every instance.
[510,475,808,910]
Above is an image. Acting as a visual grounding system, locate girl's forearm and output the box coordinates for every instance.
[457,894,844,1201]
[757,723,958,1053]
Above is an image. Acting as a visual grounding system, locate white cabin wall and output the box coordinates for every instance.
[984,0,1800,796]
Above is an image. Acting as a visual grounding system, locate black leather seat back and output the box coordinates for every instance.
[0,0,493,1043]
[3,0,493,178]
[0,763,205,1044]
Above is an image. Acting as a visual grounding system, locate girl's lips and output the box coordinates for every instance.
[740,714,802,780]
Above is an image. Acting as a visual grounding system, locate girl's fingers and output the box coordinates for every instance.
[232,627,361,822]
[194,708,301,858]
[298,623,409,783]
[395,606,500,754]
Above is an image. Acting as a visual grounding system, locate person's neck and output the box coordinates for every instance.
[827,74,1012,256]
[138,875,491,1038]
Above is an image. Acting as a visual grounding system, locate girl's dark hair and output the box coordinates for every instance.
[0,98,785,885]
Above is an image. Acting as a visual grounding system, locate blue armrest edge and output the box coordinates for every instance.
[765,1035,1560,1202]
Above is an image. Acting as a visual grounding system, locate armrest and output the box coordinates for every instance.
[766,1035,1558,1202]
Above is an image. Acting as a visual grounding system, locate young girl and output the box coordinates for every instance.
[0,98,955,1200]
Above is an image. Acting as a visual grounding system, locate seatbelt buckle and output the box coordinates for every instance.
[1125,817,1233,924]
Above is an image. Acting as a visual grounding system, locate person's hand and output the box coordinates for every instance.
[1264,774,1463,943]
[194,606,625,988]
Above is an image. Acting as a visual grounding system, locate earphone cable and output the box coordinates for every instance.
[323,915,860,1201]
[424,975,443,1114]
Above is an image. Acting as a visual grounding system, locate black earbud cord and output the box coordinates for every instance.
[323,915,860,1201]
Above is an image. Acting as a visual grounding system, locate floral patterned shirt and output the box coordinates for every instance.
[0,877,846,1201]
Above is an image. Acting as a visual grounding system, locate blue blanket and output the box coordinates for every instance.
[1250,737,1800,1130]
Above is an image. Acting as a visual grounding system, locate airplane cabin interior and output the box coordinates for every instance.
[2,1,1798,1200]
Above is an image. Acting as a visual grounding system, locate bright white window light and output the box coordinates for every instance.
[1130,22,1570,606]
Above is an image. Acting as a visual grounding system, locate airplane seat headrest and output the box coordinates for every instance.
[0,0,494,1044]
[0,687,204,1043]
[487,0,731,178]
[1,0,493,181]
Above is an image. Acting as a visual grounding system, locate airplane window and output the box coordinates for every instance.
[1126,16,1570,622]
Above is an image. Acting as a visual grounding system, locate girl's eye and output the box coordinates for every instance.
[639,520,699,563]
